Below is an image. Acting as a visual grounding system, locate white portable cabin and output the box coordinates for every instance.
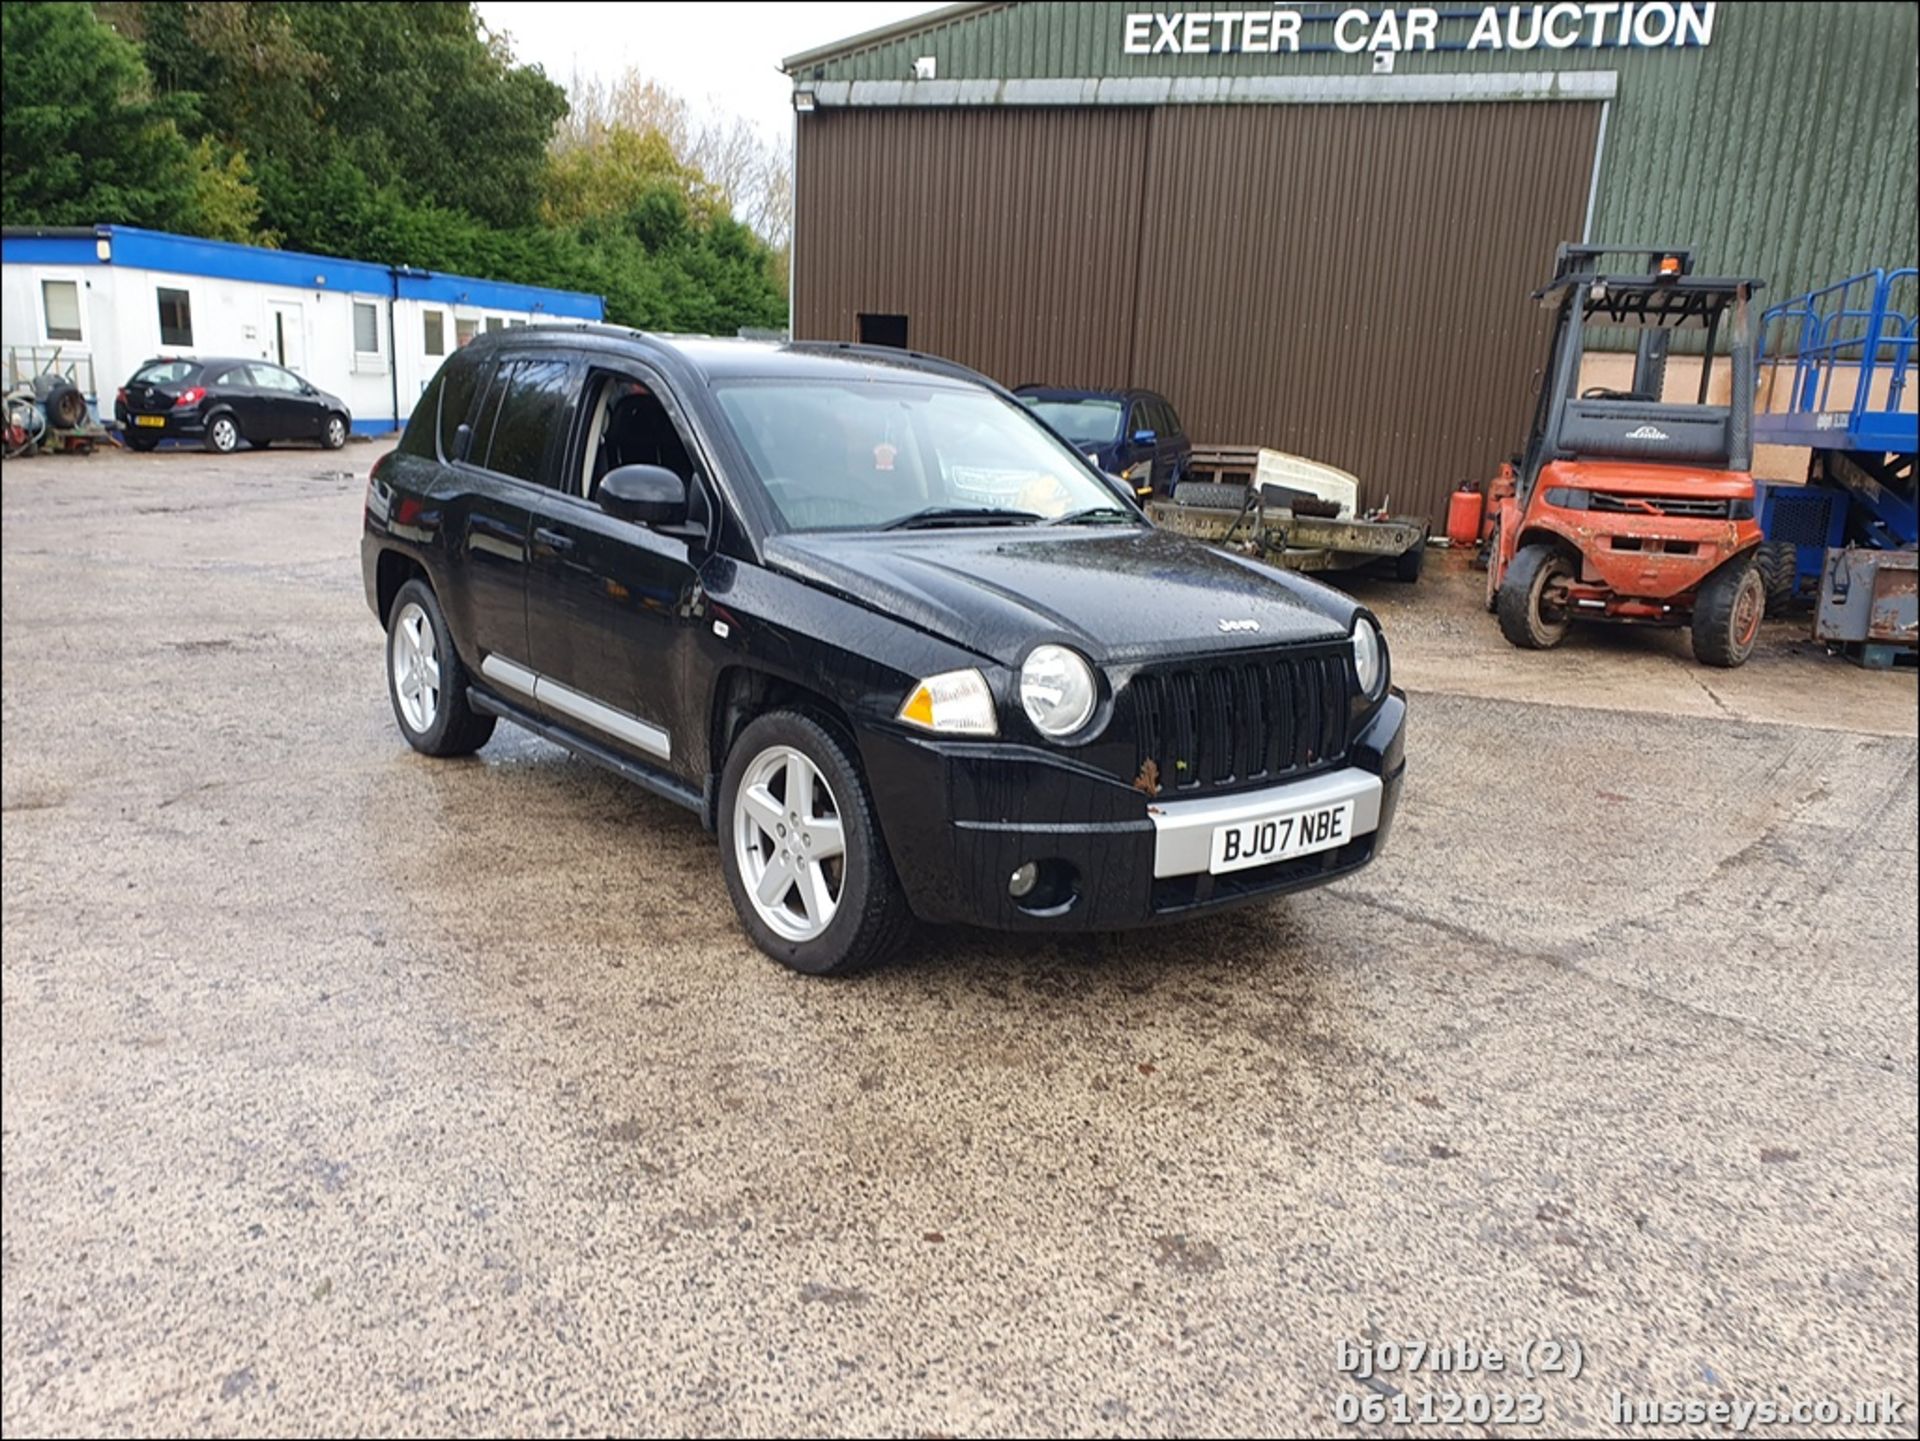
[1,225,605,434]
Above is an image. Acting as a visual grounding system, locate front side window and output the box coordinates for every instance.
[157,287,193,346]
[423,310,445,357]
[482,358,572,483]
[715,380,1125,533]
[353,301,381,354]
[41,279,82,341]
[1019,396,1122,446]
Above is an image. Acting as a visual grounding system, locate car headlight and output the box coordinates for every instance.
[1019,644,1097,738]
[1351,617,1386,700]
[897,668,998,736]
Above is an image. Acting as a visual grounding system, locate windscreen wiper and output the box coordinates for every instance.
[1052,505,1139,525]
[883,506,1046,530]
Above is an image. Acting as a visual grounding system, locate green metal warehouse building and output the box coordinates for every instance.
[783,1,1918,524]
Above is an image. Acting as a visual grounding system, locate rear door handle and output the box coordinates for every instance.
[533,526,575,554]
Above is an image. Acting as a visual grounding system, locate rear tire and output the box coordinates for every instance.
[323,413,348,450]
[1754,541,1798,613]
[1497,542,1575,649]
[204,413,241,454]
[718,710,913,976]
[1482,515,1502,612]
[1691,558,1766,668]
[385,579,496,756]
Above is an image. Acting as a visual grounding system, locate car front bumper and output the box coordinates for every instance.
[860,691,1406,931]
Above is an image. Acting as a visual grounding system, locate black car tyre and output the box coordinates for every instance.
[124,432,160,452]
[718,711,913,976]
[323,413,349,450]
[205,413,241,454]
[386,579,496,756]
[1497,541,1575,649]
[1691,558,1766,669]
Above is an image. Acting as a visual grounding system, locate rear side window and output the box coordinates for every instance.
[1160,399,1184,437]
[482,358,573,483]
[437,355,490,461]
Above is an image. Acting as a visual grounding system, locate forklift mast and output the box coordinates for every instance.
[1517,244,1757,508]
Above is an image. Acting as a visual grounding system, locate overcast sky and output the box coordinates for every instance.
[476,2,942,144]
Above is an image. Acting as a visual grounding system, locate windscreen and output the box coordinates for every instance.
[1018,396,1124,446]
[714,380,1123,532]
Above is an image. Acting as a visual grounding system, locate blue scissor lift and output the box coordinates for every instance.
[1754,267,1918,666]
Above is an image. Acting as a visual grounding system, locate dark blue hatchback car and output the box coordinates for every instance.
[1015,385,1193,499]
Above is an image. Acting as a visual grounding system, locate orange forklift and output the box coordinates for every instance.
[1486,244,1768,667]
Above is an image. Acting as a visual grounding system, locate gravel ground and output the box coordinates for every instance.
[3,440,1915,1437]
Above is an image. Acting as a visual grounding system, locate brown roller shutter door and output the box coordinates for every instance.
[794,100,1602,527]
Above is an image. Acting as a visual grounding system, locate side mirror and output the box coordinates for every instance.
[600,464,687,527]
[1132,428,1157,445]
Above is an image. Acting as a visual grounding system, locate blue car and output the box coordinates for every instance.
[1016,385,1193,499]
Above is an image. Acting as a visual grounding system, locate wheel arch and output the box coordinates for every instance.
[706,666,861,828]
[374,547,430,628]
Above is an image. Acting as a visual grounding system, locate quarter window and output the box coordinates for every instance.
[41,279,83,341]
[438,355,489,460]
[482,358,572,483]
[157,287,193,347]
[423,310,445,357]
[353,301,381,355]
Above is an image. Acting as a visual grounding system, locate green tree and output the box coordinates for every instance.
[0,1,206,229]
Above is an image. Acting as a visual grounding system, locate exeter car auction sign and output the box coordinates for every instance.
[1122,3,1718,55]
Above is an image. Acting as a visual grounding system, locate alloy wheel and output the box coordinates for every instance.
[390,601,441,733]
[733,744,846,943]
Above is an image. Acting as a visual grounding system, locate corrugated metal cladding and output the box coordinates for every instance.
[795,107,1150,390]
[795,102,1599,522]
[791,1,1919,317]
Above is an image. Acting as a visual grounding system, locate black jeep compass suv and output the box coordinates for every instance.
[362,327,1406,974]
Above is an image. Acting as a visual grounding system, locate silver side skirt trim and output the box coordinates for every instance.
[480,654,671,762]
[1149,767,1382,879]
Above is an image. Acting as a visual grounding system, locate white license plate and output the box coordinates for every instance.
[1209,799,1355,874]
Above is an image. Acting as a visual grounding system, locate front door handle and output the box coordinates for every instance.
[533,526,575,554]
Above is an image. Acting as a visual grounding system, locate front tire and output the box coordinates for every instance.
[1497,541,1575,649]
[385,579,496,756]
[718,711,913,976]
[204,413,241,454]
[1691,558,1766,668]
[322,413,348,450]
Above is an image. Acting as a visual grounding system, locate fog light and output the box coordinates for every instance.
[1009,862,1039,898]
